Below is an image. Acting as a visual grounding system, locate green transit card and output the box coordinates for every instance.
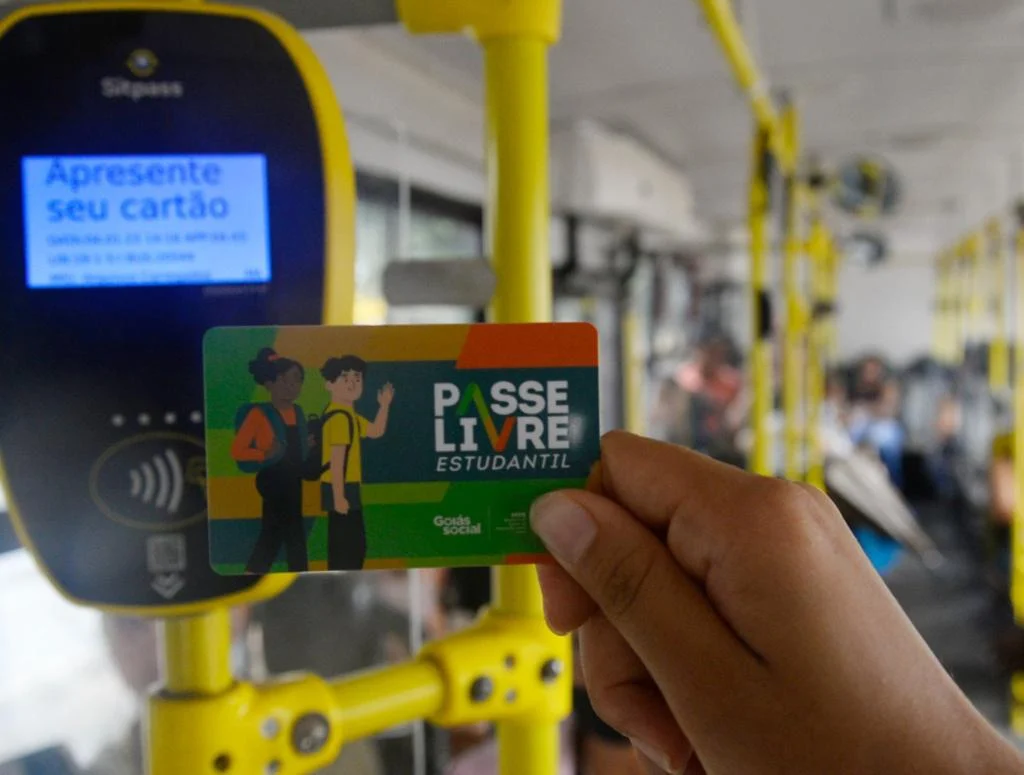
[204,322,600,573]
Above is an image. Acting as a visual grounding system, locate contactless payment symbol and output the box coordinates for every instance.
[126,48,158,78]
[90,433,207,531]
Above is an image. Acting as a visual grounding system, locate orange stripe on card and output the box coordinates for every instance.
[274,324,470,367]
[456,323,598,369]
[208,477,323,519]
[506,553,552,565]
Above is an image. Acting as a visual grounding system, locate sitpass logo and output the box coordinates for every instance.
[101,48,184,101]
[126,49,159,77]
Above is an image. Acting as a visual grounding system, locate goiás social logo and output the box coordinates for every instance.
[433,380,575,474]
[101,48,184,101]
[433,514,483,536]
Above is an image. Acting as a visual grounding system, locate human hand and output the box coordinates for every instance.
[530,431,1023,775]
[378,382,395,408]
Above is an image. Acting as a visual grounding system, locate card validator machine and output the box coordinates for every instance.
[0,2,354,615]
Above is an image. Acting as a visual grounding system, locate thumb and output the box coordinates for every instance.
[529,491,759,705]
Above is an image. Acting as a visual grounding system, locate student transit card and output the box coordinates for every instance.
[204,323,600,573]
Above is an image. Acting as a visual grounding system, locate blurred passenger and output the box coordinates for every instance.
[85,616,155,774]
[848,355,906,487]
[674,335,744,460]
[989,430,1014,581]
[649,376,693,447]
[986,430,1024,671]
[928,392,965,504]
[823,369,849,429]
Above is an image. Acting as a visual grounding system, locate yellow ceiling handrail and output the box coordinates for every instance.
[693,0,792,171]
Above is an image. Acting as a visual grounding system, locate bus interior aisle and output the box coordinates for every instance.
[6,0,1024,773]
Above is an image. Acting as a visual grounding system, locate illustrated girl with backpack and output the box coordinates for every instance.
[231,347,316,573]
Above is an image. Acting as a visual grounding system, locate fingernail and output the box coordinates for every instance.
[529,493,597,565]
[630,739,678,774]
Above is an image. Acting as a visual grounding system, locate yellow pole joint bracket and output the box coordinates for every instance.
[148,676,342,775]
[420,608,573,726]
[398,0,562,43]
[150,608,573,773]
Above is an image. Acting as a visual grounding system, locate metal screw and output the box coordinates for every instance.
[292,713,330,755]
[505,689,517,703]
[213,753,231,772]
[504,654,516,670]
[470,676,494,703]
[261,717,280,740]
[540,658,563,683]
[265,761,281,775]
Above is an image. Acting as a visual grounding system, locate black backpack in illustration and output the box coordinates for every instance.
[303,407,354,481]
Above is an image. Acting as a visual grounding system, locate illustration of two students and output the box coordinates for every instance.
[231,348,394,573]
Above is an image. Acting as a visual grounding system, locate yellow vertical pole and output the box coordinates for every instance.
[1011,218,1024,734]
[484,28,562,775]
[749,124,775,476]
[398,5,564,771]
[781,102,804,482]
[158,610,233,695]
[969,231,986,356]
[485,38,552,327]
[805,202,828,491]
[990,218,1011,391]
[622,309,645,435]
[148,609,234,775]
[1013,220,1024,622]
[962,234,983,363]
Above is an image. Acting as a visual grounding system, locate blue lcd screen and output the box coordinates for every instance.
[22,154,272,289]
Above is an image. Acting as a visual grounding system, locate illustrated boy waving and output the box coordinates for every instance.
[320,355,394,569]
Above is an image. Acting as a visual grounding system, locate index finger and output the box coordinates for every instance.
[538,432,764,634]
